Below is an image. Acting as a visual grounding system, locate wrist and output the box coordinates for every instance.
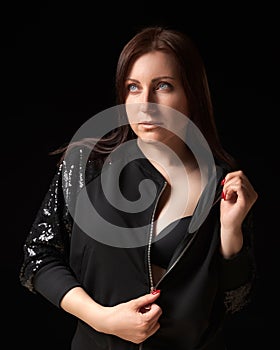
[88,305,112,333]
[220,227,243,258]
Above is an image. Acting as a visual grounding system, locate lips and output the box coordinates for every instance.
[137,122,163,130]
[138,121,163,126]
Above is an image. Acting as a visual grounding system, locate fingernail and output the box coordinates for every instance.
[221,191,226,200]
[151,289,161,294]
[221,178,226,186]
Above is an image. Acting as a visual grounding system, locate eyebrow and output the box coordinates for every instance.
[125,76,176,83]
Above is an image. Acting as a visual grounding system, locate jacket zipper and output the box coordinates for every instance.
[138,181,167,350]
[147,181,167,292]
[139,178,222,349]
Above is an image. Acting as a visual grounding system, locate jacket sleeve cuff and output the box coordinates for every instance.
[34,262,82,308]
[220,246,254,291]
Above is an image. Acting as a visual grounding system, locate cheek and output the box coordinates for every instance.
[125,94,139,106]
[127,121,139,138]
[170,96,189,116]
[125,103,139,125]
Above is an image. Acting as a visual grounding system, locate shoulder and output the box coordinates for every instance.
[58,144,102,190]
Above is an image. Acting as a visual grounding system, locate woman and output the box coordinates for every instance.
[20,26,258,349]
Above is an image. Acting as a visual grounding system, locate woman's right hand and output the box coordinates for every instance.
[99,290,162,344]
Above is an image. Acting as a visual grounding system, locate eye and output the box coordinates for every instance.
[127,83,138,92]
[157,82,172,91]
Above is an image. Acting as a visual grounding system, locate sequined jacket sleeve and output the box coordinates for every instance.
[19,147,93,308]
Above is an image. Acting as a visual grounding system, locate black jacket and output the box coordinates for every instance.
[20,141,255,350]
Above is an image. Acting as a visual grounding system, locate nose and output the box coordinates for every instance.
[140,87,155,104]
[139,101,158,114]
[138,88,157,113]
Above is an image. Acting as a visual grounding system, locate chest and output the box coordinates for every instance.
[154,169,202,236]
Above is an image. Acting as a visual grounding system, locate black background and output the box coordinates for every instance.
[3,2,278,349]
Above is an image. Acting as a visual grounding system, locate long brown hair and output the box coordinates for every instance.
[54,26,236,169]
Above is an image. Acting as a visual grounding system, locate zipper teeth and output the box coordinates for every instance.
[147,181,167,292]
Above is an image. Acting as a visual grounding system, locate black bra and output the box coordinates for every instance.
[151,216,192,269]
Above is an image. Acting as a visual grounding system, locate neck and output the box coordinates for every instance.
[137,137,195,169]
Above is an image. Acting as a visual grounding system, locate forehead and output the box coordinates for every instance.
[128,50,179,78]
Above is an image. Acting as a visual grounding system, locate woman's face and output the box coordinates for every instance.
[125,50,189,145]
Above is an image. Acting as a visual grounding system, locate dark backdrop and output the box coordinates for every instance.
[3,3,278,349]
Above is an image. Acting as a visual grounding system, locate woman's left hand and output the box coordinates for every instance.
[220,170,258,231]
[219,170,258,257]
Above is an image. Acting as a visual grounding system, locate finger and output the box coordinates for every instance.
[223,170,247,183]
[223,171,257,192]
[141,303,162,322]
[146,319,161,337]
[223,188,238,202]
[223,180,254,201]
[222,173,252,197]
[139,304,151,313]
[136,319,161,343]
[134,291,161,310]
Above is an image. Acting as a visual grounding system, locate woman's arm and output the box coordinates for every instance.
[20,146,162,343]
[60,286,162,344]
[220,170,258,258]
[19,147,88,303]
[219,170,258,313]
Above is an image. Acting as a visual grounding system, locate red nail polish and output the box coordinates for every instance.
[221,191,226,200]
[221,178,225,186]
[151,289,161,294]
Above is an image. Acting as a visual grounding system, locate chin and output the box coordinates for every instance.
[139,136,161,144]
